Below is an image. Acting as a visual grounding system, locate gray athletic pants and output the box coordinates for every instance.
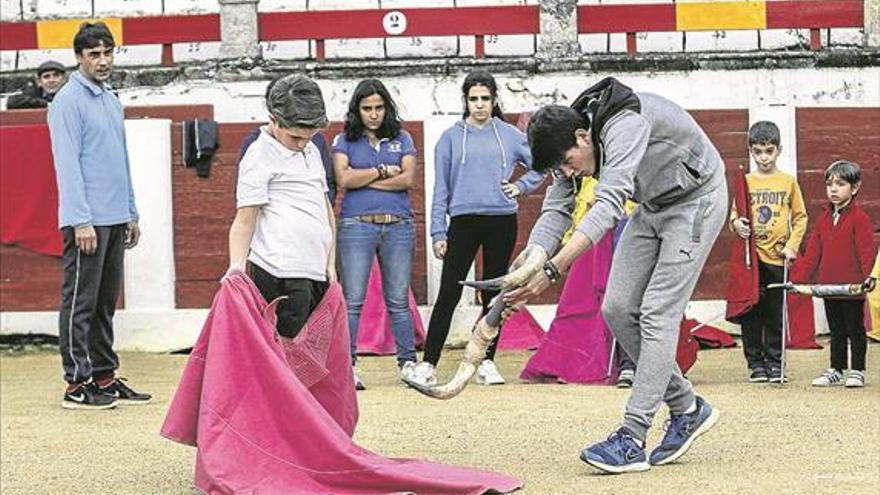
[58,224,125,384]
[602,184,727,441]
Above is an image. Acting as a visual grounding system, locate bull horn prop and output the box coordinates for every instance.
[766,279,875,298]
[460,246,548,291]
[403,247,547,400]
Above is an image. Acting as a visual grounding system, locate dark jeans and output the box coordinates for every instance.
[251,263,328,339]
[423,214,518,366]
[740,261,784,371]
[824,298,867,372]
[59,225,125,384]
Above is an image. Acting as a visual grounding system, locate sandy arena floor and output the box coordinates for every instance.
[1,342,878,494]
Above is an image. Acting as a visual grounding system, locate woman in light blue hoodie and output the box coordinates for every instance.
[412,72,545,387]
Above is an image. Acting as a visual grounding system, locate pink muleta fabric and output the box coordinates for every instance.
[162,272,521,495]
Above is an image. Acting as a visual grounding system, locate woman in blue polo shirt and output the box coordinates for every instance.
[333,79,418,389]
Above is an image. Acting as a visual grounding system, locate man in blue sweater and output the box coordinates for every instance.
[48,22,151,410]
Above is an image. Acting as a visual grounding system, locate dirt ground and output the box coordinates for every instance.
[1,341,878,495]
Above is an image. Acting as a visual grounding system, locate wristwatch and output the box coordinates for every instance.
[542,260,561,284]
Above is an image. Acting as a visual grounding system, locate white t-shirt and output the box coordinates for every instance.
[237,127,331,280]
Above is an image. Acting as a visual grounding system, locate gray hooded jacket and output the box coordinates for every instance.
[528,92,725,256]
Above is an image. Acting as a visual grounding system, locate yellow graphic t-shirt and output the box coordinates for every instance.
[564,177,636,245]
[867,251,880,342]
[731,171,808,266]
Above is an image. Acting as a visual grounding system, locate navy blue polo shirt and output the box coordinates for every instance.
[332,130,416,219]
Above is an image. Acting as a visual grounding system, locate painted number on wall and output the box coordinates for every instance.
[383,11,407,36]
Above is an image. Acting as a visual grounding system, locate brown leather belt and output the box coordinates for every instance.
[356,214,403,224]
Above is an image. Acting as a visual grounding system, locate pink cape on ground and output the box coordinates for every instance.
[161,272,521,495]
[520,234,711,384]
[356,261,427,355]
[519,234,617,384]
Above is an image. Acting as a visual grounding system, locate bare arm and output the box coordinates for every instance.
[228,206,259,272]
[369,154,417,191]
[333,152,382,190]
[325,195,337,283]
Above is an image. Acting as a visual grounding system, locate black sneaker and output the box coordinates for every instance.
[768,368,788,384]
[748,367,769,383]
[62,383,117,410]
[100,378,152,404]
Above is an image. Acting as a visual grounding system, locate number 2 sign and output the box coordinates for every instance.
[382,11,407,36]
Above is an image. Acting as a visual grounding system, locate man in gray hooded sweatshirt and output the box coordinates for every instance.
[504,78,726,474]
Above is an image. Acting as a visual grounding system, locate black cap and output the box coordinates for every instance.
[37,60,65,75]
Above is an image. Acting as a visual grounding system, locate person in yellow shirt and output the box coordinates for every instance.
[867,251,880,342]
[729,121,808,383]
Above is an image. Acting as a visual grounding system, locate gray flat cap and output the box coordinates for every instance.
[268,74,328,128]
[37,60,65,75]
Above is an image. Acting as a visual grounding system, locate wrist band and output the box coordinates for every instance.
[542,260,561,284]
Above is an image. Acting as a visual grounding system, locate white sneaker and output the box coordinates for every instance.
[811,368,844,387]
[845,370,865,388]
[399,361,418,383]
[476,359,505,385]
[409,361,437,387]
[352,366,365,391]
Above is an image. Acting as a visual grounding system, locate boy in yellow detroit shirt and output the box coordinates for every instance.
[730,121,808,383]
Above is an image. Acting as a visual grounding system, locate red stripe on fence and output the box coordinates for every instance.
[578,4,677,33]
[766,0,862,29]
[259,6,538,41]
[123,14,220,45]
[0,22,37,50]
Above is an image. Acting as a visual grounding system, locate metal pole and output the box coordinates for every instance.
[779,263,789,385]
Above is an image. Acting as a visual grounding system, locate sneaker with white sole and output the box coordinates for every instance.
[353,366,366,391]
[399,361,418,383]
[98,377,151,405]
[62,382,117,410]
[811,368,844,387]
[649,395,719,466]
[476,359,505,385]
[616,369,635,388]
[845,370,865,388]
[409,361,437,387]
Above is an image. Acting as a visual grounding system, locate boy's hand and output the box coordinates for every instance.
[781,247,797,265]
[732,217,751,239]
[501,181,521,199]
[432,240,447,260]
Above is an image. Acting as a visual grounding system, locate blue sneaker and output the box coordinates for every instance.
[579,428,650,474]
[650,395,719,466]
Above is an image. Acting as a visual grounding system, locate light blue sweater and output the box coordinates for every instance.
[48,70,138,229]
[431,117,544,241]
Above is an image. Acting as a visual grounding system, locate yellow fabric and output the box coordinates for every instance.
[868,251,880,342]
[729,171,808,266]
[563,177,635,245]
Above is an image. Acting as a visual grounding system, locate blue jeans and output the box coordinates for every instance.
[338,217,416,365]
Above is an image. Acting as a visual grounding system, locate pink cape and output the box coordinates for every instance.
[520,234,617,384]
[161,272,521,495]
[520,234,706,384]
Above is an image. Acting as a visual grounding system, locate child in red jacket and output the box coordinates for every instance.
[794,160,876,388]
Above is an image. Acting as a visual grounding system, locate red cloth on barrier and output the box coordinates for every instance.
[356,261,426,355]
[725,167,759,323]
[161,272,521,495]
[0,125,62,256]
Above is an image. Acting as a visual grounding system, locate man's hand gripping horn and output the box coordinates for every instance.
[402,246,547,399]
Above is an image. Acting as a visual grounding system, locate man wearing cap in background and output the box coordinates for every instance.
[7,60,66,109]
[227,74,337,344]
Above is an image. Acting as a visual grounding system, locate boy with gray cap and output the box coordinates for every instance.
[8,60,66,109]
[227,74,337,340]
